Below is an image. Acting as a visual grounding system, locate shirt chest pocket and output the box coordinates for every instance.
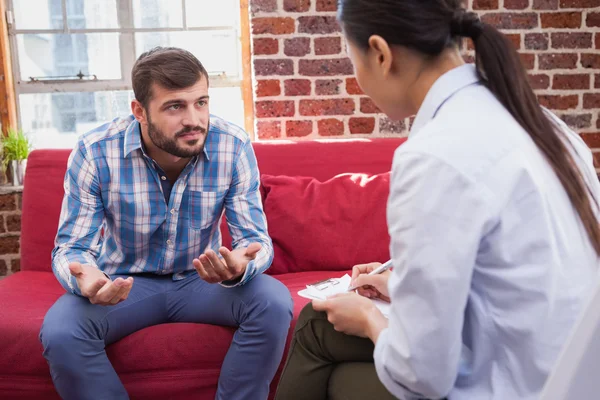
[187,190,227,231]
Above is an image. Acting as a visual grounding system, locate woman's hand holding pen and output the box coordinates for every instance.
[350,262,392,303]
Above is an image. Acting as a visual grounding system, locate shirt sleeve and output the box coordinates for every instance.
[51,141,106,295]
[220,138,273,287]
[374,150,494,399]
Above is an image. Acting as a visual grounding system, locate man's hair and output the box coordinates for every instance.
[132,47,209,108]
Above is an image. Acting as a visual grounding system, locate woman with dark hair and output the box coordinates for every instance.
[275,1,600,399]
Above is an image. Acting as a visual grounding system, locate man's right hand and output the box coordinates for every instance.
[69,262,133,306]
[350,262,392,303]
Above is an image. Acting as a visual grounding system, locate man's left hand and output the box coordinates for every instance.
[193,243,261,284]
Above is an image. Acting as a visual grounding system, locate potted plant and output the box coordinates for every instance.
[1,128,32,186]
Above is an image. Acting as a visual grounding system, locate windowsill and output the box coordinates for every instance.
[0,185,24,194]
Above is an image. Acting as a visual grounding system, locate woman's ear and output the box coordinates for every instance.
[367,35,393,78]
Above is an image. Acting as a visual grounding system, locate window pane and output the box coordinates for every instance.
[135,30,239,78]
[185,0,238,28]
[66,0,119,29]
[209,87,245,131]
[20,91,135,148]
[13,0,63,30]
[17,33,121,81]
[133,0,183,29]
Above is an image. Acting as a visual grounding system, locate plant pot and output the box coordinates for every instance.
[10,159,26,186]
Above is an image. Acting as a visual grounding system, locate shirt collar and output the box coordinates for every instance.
[123,117,210,161]
[410,64,481,137]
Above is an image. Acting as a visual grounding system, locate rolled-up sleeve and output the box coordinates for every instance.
[374,151,493,399]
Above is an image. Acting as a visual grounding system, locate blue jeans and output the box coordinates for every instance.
[39,272,293,400]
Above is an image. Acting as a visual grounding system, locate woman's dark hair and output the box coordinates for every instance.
[339,0,600,256]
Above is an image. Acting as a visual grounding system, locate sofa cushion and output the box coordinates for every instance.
[262,173,391,275]
[0,270,343,400]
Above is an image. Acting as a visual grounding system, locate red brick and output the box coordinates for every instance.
[0,259,6,276]
[256,121,282,139]
[284,38,310,57]
[481,13,538,30]
[252,17,295,35]
[255,101,295,118]
[520,53,536,70]
[360,98,381,114]
[583,94,600,109]
[505,0,530,9]
[595,74,600,89]
[10,258,19,273]
[593,152,600,168]
[283,0,310,12]
[588,13,600,27]
[581,54,600,69]
[597,33,600,50]
[286,120,313,137]
[533,0,559,8]
[505,34,522,49]
[538,94,579,110]
[561,114,592,129]
[541,12,582,28]
[559,0,600,7]
[0,216,5,234]
[315,79,342,96]
[380,117,407,134]
[314,37,342,55]
[284,79,312,96]
[299,58,354,76]
[5,214,21,233]
[463,54,476,64]
[299,99,355,116]
[473,0,499,9]
[254,59,294,76]
[256,80,281,97]
[581,132,600,147]
[349,117,376,134]
[346,78,364,95]
[0,235,19,255]
[525,33,549,50]
[529,73,551,89]
[0,194,16,211]
[552,74,590,90]
[253,38,278,55]
[551,33,593,49]
[298,16,341,34]
[251,0,277,14]
[316,0,337,11]
[16,194,20,211]
[318,119,344,136]
[538,53,578,69]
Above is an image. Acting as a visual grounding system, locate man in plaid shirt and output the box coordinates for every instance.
[40,47,293,400]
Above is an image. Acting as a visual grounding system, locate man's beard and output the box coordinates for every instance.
[146,112,208,158]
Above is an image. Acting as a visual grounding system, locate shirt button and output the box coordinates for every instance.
[170,209,176,215]
[166,239,173,246]
[161,176,167,181]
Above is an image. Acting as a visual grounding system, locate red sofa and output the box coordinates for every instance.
[0,137,405,399]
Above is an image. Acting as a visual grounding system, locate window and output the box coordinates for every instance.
[7,0,248,148]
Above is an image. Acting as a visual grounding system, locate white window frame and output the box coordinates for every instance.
[5,0,244,128]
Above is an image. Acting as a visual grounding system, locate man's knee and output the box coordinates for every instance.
[296,302,327,330]
[247,276,293,330]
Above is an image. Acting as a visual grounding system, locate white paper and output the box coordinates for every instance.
[298,274,390,318]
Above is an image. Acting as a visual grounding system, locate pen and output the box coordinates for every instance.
[347,259,393,292]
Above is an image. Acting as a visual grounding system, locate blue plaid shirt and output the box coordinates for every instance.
[52,114,273,295]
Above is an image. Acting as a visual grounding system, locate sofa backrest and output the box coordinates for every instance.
[21,137,405,272]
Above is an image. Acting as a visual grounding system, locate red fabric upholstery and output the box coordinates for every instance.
[263,173,391,274]
[6,137,406,399]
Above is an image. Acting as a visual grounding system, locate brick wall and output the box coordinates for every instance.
[250,0,600,146]
[0,190,21,277]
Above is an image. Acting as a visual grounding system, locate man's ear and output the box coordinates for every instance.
[131,100,147,125]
